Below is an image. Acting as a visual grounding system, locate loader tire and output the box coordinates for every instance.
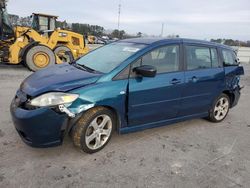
[54,46,74,63]
[25,45,56,71]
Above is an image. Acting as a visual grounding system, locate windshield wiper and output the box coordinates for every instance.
[79,64,96,73]
[72,62,101,74]
[72,63,87,71]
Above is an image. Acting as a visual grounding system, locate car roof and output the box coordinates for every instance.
[121,37,232,50]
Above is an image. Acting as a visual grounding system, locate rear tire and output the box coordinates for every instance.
[72,107,115,154]
[208,94,230,122]
[24,45,56,71]
[54,46,74,63]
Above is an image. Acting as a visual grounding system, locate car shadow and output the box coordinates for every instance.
[22,118,211,158]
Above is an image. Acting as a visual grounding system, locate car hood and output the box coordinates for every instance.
[20,64,102,97]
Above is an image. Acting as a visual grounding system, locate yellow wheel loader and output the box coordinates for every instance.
[0,2,89,71]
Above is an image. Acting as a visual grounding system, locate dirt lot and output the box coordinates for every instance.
[0,63,250,188]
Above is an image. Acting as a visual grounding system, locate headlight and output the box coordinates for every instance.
[30,92,79,107]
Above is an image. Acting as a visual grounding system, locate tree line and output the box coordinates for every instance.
[56,20,138,39]
[210,39,250,47]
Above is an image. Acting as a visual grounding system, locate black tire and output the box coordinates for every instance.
[24,45,56,71]
[54,46,74,63]
[208,93,230,122]
[72,107,115,154]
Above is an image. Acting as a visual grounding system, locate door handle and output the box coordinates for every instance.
[188,76,198,83]
[170,78,181,85]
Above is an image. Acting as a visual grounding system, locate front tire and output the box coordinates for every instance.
[208,94,230,122]
[72,107,115,154]
[24,45,56,71]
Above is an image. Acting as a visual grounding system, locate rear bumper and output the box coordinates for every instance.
[10,99,68,148]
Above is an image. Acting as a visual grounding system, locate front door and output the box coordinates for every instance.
[128,44,185,126]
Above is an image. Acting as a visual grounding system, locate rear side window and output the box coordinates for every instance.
[222,49,238,66]
[186,45,219,70]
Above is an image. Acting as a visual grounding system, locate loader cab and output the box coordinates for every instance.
[0,2,14,40]
[31,13,58,33]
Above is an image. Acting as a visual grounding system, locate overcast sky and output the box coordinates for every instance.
[7,0,250,40]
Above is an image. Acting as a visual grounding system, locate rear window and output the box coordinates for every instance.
[222,49,238,66]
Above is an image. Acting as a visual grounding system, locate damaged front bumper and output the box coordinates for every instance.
[10,98,69,147]
[10,91,93,148]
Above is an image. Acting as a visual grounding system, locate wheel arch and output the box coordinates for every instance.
[67,105,122,137]
[101,105,121,132]
[222,90,235,108]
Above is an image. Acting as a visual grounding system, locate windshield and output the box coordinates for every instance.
[76,42,146,73]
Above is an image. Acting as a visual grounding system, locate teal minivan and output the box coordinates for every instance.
[11,38,244,153]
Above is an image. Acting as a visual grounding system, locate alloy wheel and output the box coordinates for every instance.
[85,115,112,150]
[214,97,229,121]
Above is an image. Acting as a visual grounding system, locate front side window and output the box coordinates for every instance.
[186,46,219,70]
[138,45,180,74]
[222,49,237,66]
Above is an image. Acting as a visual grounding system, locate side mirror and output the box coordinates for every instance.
[133,65,157,77]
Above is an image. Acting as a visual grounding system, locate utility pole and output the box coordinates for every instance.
[160,23,164,37]
[118,0,121,31]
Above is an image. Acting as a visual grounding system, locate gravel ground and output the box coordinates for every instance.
[0,63,249,188]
